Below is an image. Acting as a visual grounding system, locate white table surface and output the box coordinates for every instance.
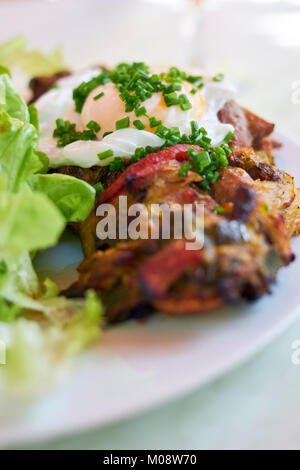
[1,0,300,449]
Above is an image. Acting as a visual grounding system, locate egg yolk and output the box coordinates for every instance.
[81,81,206,139]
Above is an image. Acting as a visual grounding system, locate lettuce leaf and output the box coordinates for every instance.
[0,36,66,76]
[0,189,65,313]
[0,65,102,395]
[0,291,103,397]
[0,111,45,192]
[0,298,22,323]
[0,190,65,254]
[0,318,56,396]
[0,70,29,122]
[27,173,96,222]
[0,36,26,65]
[0,252,42,315]
[0,73,47,191]
[49,290,104,356]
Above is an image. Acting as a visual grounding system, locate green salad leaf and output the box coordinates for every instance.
[0,252,42,315]
[0,73,48,191]
[27,173,96,223]
[28,103,39,131]
[0,36,26,65]
[0,65,101,395]
[0,298,22,323]
[0,190,65,254]
[0,70,29,122]
[0,291,103,397]
[57,290,104,356]
[0,36,67,76]
[0,111,45,192]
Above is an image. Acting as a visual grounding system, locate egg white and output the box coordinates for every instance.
[49,129,164,168]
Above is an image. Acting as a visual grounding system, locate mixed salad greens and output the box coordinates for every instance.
[0,38,103,397]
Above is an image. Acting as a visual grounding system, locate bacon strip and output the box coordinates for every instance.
[97,144,201,204]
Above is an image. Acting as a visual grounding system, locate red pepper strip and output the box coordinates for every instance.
[138,239,204,298]
[97,144,202,204]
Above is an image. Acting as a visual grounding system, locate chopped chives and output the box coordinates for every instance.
[187,148,211,174]
[72,63,225,118]
[55,118,65,129]
[116,117,130,130]
[135,106,147,117]
[133,119,145,130]
[103,131,113,138]
[93,91,105,101]
[223,131,234,143]
[97,149,114,160]
[213,73,225,82]
[214,206,225,215]
[109,157,125,171]
[178,163,191,178]
[164,92,179,107]
[53,118,98,147]
[86,120,101,132]
[179,94,192,111]
[94,182,105,195]
[148,117,162,128]
[125,103,135,112]
[190,120,199,134]
[186,75,203,86]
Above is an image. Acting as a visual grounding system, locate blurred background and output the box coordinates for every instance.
[1,0,299,141]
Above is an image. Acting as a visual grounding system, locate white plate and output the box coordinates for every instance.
[0,134,299,447]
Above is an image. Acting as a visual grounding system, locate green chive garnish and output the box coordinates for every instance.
[214,206,225,215]
[133,119,145,130]
[135,106,147,117]
[164,92,179,107]
[213,73,225,82]
[179,94,192,111]
[97,149,114,160]
[223,131,234,143]
[178,163,191,178]
[148,117,162,128]
[116,117,130,130]
[93,92,105,101]
[103,131,113,138]
[94,182,105,195]
[109,157,125,171]
[86,120,101,132]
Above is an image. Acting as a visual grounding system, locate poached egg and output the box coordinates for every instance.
[36,66,235,168]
